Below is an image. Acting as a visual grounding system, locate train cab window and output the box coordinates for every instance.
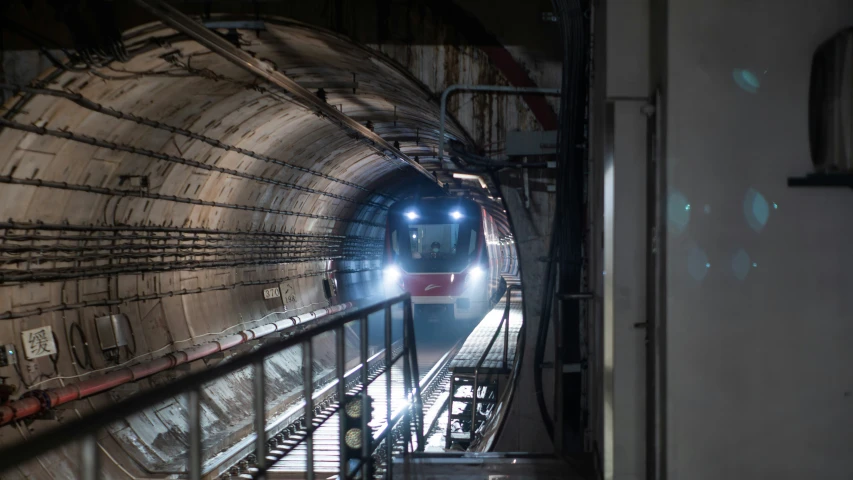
[388,200,481,273]
[468,229,478,255]
[410,223,459,259]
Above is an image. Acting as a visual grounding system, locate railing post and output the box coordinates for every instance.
[360,314,370,479]
[503,286,513,370]
[401,301,413,451]
[187,388,202,480]
[253,358,266,479]
[384,303,393,477]
[80,430,99,480]
[471,368,479,444]
[303,338,315,480]
[404,297,424,450]
[336,326,347,480]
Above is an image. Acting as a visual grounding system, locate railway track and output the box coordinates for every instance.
[215,341,457,479]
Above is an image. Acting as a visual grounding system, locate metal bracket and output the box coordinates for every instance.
[788,173,853,189]
[562,363,581,373]
[558,292,594,300]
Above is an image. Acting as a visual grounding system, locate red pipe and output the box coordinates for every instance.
[0,302,353,426]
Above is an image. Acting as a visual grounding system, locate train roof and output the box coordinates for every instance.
[388,196,481,212]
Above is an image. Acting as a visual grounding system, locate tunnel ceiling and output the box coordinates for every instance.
[0,18,466,245]
[0,10,533,475]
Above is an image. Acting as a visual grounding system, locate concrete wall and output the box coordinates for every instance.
[665,1,853,478]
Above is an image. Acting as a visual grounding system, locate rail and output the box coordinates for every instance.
[0,293,424,480]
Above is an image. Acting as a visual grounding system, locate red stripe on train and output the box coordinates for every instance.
[402,272,469,297]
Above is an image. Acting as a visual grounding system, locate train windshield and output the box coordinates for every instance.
[389,207,480,273]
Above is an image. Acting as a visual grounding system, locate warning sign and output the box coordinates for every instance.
[21,325,57,360]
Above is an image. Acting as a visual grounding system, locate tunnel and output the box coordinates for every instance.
[0,1,553,478]
[9,1,851,479]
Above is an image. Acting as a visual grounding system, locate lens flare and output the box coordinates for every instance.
[384,264,401,282]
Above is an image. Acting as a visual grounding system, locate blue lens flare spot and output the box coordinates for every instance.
[668,191,691,235]
[733,68,760,93]
[732,248,751,281]
[744,188,770,232]
[687,245,710,281]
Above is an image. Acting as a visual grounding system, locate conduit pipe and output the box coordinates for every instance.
[0,302,352,426]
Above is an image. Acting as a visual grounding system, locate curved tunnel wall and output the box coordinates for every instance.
[0,15,542,477]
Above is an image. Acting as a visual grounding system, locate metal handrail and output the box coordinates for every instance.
[0,293,424,480]
[469,285,515,443]
[474,284,515,373]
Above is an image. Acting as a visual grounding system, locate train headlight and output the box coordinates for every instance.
[450,210,463,220]
[469,265,484,279]
[384,264,402,282]
[384,264,402,281]
[405,210,419,220]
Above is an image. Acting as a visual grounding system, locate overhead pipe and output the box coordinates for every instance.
[438,84,562,163]
[0,302,352,426]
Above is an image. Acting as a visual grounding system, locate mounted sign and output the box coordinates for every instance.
[21,326,57,360]
[505,130,558,156]
[263,287,281,300]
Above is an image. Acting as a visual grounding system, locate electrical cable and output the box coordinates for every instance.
[24,301,330,390]
[124,316,137,357]
[532,0,587,445]
[447,140,551,169]
[69,322,92,369]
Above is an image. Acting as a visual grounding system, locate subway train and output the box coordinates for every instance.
[383,196,508,322]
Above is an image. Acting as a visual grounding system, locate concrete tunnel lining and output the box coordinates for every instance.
[0,18,477,476]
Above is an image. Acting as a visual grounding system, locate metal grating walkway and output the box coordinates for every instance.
[448,290,523,373]
[266,360,435,478]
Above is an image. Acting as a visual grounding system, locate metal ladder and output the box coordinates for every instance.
[444,373,498,449]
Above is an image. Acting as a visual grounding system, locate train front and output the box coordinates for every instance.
[383,198,489,322]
